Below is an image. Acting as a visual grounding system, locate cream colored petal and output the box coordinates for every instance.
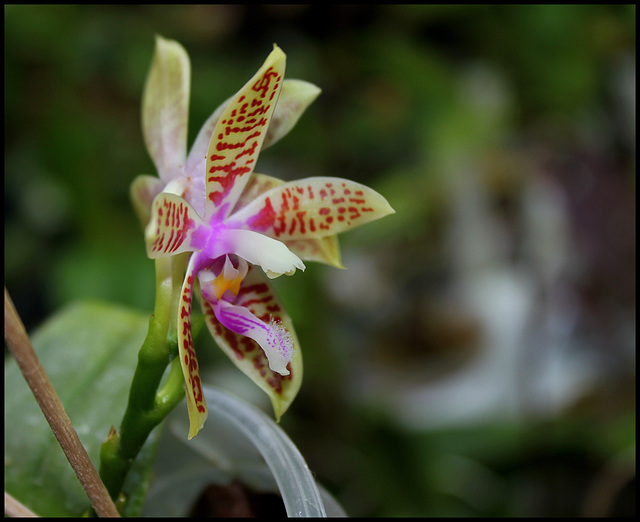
[142,35,190,182]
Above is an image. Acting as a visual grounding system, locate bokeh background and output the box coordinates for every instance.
[5,5,635,517]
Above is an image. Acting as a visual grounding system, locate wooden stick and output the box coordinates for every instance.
[4,287,120,518]
[5,491,39,517]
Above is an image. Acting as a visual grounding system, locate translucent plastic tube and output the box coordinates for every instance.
[202,386,329,517]
[143,385,346,517]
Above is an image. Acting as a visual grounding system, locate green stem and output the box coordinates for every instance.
[98,256,187,505]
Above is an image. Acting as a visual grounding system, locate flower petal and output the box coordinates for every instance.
[145,193,203,259]
[227,177,395,240]
[199,256,249,300]
[213,300,293,375]
[232,172,286,214]
[205,45,286,220]
[233,174,343,267]
[262,79,321,150]
[178,255,208,439]
[185,79,320,182]
[200,266,302,420]
[217,227,305,278]
[142,36,190,182]
[130,174,165,226]
[285,236,344,268]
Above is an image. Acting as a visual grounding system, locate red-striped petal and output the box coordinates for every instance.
[205,45,286,220]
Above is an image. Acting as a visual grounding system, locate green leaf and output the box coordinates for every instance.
[4,300,156,516]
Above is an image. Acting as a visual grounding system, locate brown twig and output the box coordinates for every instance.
[4,287,120,518]
[5,491,39,517]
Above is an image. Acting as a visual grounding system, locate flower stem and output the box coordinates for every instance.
[98,257,187,505]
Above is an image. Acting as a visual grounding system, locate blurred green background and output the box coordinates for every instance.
[5,5,635,517]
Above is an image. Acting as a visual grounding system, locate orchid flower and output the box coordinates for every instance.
[131,35,322,225]
[143,43,394,439]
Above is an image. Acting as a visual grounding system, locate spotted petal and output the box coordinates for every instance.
[145,193,203,259]
[200,266,302,420]
[185,79,321,184]
[205,45,286,220]
[227,177,395,240]
[178,255,208,439]
[234,173,344,268]
[285,236,344,268]
[142,36,190,183]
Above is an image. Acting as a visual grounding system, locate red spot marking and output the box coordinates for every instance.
[337,215,345,222]
[252,67,280,99]
[349,206,361,219]
[288,216,297,235]
[332,197,345,204]
[207,164,252,206]
[296,211,306,234]
[253,354,266,371]
[269,82,280,101]
[179,276,205,414]
[256,312,271,323]
[166,230,175,251]
[238,283,270,295]
[246,197,276,231]
[215,131,262,153]
[161,203,195,254]
[309,218,316,232]
[236,335,254,354]
[235,140,259,161]
[272,190,292,237]
[319,189,327,199]
[355,190,364,196]
[224,119,267,136]
[319,207,330,216]
[326,216,334,224]
[225,328,245,360]
[241,296,273,309]
[267,373,284,394]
